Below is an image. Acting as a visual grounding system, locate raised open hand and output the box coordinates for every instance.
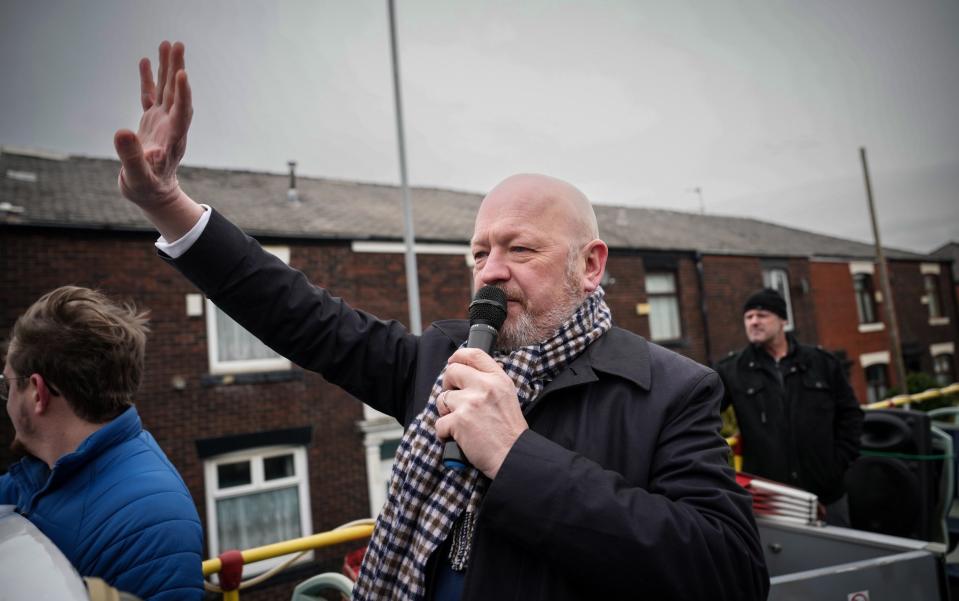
[114,41,202,239]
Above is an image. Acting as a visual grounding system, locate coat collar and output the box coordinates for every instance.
[742,334,812,373]
[11,406,142,501]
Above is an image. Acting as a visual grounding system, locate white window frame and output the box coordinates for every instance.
[203,445,312,578]
[931,342,955,357]
[762,267,795,331]
[860,350,891,368]
[206,245,292,374]
[932,343,956,387]
[860,351,891,405]
[863,362,890,405]
[359,405,403,518]
[849,263,881,328]
[920,268,948,325]
[933,354,955,387]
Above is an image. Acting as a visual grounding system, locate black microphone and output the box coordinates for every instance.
[442,285,508,470]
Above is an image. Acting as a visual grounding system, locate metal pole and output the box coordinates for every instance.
[859,147,908,396]
[387,0,422,334]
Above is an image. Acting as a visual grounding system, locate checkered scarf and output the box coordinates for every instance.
[353,287,612,600]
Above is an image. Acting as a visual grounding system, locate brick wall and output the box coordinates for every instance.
[808,260,892,402]
[700,255,764,362]
[603,252,647,341]
[889,260,959,377]
[603,251,708,363]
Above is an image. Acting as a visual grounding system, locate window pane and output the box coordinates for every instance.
[645,273,676,294]
[763,268,794,328]
[218,461,252,489]
[216,309,281,362]
[925,275,942,318]
[649,296,681,340]
[264,454,295,481]
[216,486,301,551]
[865,364,888,405]
[934,355,954,386]
[854,274,876,324]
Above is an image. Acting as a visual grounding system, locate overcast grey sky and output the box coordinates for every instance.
[2,0,957,253]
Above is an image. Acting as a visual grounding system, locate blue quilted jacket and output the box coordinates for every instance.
[0,406,203,600]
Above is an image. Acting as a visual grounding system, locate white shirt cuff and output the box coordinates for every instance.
[155,205,212,259]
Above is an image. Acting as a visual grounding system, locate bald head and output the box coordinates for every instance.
[478,174,599,249]
[470,173,609,349]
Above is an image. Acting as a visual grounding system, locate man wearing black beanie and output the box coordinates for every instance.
[717,288,864,526]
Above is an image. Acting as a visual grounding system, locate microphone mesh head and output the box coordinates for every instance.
[469,286,508,328]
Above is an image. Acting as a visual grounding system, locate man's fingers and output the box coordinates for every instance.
[171,42,186,76]
[171,70,193,135]
[442,351,504,392]
[437,390,461,416]
[139,58,155,111]
[164,42,185,110]
[435,414,452,442]
[156,40,171,107]
[113,129,151,184]
[448,347,502,373]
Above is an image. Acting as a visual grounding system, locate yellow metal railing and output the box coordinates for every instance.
[864,382,959,410]
[202,521,374,601]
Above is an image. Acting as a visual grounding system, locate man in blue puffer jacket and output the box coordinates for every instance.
[1,286,203,600]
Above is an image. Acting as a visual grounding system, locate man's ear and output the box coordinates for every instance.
[28,374,55,415]
[582,239,609,292]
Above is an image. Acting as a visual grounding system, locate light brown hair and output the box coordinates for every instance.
[7,286,149,423]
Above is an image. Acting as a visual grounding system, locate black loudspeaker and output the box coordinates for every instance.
[845,409,940,541]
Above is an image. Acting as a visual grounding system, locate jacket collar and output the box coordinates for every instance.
[532,327,651,408]
[12,406,142,499]
[744,333,799,364]
[56,405,141,472]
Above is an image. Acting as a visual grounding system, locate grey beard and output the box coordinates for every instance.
[496,289,586,352]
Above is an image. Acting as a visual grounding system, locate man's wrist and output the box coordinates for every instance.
[145,188,205,243]
[156,204,211,259]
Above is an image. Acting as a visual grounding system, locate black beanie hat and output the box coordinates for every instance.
[743,288,788,319]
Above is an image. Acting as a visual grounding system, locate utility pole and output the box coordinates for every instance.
[859,147,908,395]
[388,0,422,334]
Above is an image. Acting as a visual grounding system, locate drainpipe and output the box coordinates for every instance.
[695,251,713,366]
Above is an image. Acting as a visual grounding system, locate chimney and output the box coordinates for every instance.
[287,160,299,203]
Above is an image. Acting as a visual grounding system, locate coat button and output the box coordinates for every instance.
[749,361,755,368]
[747,388,755,394]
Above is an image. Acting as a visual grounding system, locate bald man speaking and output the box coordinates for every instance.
[114,41,768,600]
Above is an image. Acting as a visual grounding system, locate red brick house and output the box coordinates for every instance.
[2,146,956,597]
